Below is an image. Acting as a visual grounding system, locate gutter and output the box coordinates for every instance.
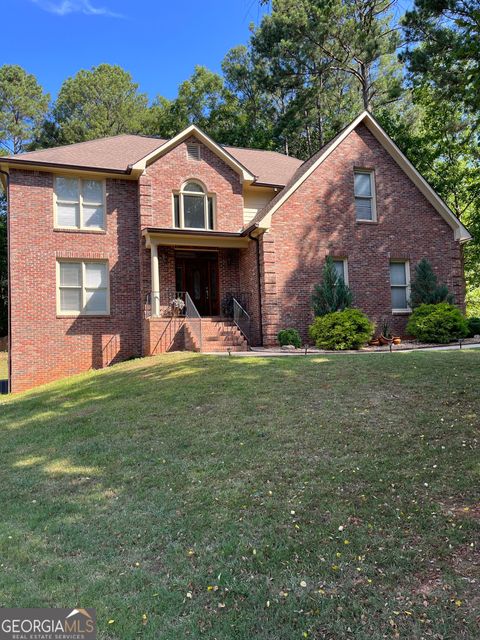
[248,228,264,346]
[0,169,10,392]
[1,158,131,175]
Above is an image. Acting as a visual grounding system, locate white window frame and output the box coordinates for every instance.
[172,180,215,231]
[354,169,377,222]
[54,176,106,231]
[56,259,110,317]
[332,258,349,285]
[390,260,411,313]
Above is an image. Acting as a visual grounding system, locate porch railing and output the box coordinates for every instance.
[233,297,251,344]
[220,291,251,319]
[185,292,202,351]
[145,290,186,319]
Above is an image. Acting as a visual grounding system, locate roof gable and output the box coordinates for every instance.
[130,125,255,183]
[252,111,471,243]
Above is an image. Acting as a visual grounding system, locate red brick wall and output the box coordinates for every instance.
[140,136,244,231]
[9,169,142,392]
[262,124,465,343]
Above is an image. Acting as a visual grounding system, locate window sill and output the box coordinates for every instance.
[54,227,106,234]
[392,310,411,315]
[56,313,111,319]
[355,219,378,225]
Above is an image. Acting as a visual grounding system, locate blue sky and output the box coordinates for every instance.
[5,0,269,101]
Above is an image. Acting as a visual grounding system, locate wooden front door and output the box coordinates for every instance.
[175,252,219,316]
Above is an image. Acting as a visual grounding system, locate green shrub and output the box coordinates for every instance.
[406,303,469,344]
[308,308,374,350]
[312,256,353,316]
[277,328,302,348]
[409,258,453,308]
[467,316,480,338]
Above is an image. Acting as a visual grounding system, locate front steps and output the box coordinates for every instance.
[185,317,249,352]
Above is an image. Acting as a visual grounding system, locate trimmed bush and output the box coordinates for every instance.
[406,303,469,344]
[277,328,302,348]
[309,308,374,350]
[467,316,480,338]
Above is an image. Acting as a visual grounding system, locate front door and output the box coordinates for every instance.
[175,252,219,316]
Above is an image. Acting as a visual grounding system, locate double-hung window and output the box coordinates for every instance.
[354,170,376,221]
[332,258,348,285]
[55,177,105,230]
[390,261,410,312]
[57,260,109,316]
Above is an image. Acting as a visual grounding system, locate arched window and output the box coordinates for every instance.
[173,181,215,230]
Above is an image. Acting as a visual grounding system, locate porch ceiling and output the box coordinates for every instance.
[143,227,250,249]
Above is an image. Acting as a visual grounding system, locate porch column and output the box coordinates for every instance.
[151,242,160,317]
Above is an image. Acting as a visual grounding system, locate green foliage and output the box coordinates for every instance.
[0,64,49,154]
[403,0,480,129]
[312,257,353,316]
[309,308,374,350]
[410,258,454,307]
[466,287,480,317]
[277,328,302,348]
[50,64,148,144]
[467,317,480,338]
[406,303,469,343]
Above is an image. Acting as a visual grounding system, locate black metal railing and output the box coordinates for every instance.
[233,297,251,343]
[145,290,186,318]
[185,292,202,351]
[220,291,251,318]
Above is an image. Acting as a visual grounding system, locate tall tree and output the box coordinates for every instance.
[0,65,49,154]
[49,64,149,144]
[403,0,480,128]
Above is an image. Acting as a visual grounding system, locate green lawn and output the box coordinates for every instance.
[0,352,7,379]
[0,352,478,639]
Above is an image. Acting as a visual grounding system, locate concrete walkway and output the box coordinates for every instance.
[204,342,480,357]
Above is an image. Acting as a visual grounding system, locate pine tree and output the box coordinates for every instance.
[312,257,353,316]
[410,258,453,308]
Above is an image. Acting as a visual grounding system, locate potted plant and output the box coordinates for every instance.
[379,320,393,345]
[171,297,185,316]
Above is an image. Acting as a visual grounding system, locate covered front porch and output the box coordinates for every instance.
[142,229,260,354]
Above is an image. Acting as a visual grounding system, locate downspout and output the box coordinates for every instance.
[248,229,264,346]
[0,169,10,392]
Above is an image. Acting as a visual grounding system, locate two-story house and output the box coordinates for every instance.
[0,111,470,392]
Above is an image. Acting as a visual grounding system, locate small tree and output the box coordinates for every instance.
[410,258,453,308]
[312,256,353,316]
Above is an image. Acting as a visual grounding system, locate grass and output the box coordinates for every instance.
[0,352,7,379]
[0,351,478,639]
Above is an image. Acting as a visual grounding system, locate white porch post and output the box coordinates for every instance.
[151,242,160,317]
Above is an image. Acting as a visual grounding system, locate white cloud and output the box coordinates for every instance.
[30,0,124,18]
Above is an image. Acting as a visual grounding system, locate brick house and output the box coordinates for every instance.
[0,111,471,392]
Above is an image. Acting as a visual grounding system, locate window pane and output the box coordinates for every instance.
[57,203,79,227]
[355,197,372,220]
[183,195,205,228]
[85,262,107,288]
[390,262,406,285]
[83,204,104,229]
[173,194,180,227]
[60,262,81,287]
[184,181,204,193]
[333,260,345,281]
[354,172,372,197]
[83,180,103,203]
[60,288,81,312]
[85,289,107,313]
[56,177,79,202]
[391,286,407,309]
[208,197,214,230]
